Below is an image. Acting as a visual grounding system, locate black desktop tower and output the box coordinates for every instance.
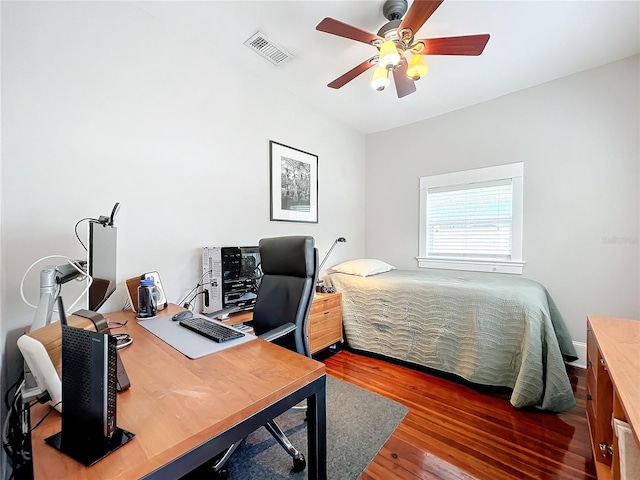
[45,325,134,466]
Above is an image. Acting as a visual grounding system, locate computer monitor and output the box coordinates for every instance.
[88,221,117,311]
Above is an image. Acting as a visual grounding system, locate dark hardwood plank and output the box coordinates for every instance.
[321,350,596,480]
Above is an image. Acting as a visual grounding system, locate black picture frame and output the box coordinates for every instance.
[269,141,318,223]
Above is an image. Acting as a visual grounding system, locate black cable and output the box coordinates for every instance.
[31,402,61,430]
[112,333,133,350]
[3,374,52,478]
[254,263,263,277]
[178,270,214,310]
[4,375,23,411]
[183,289,206,309]
[108,319,128,329]
[3,382,25,472]
[177,270,211,307]
[74,217,97,251]
[183,290,206,309]
[179,286,200,309]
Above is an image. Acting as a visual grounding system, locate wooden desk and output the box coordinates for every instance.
[586,315,640,479]
[27,304,327,479]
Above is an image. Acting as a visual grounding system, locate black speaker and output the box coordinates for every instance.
[45,325,134,466]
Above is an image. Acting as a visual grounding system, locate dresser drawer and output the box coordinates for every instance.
[587,363,597,413]
[586,384,596,442]
[587,325,597,380]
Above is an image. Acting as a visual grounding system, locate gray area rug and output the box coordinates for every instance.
[224,374,407,479]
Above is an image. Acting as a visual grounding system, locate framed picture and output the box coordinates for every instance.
[269,140,318,223]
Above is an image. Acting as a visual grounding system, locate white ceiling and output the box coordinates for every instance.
[137,1,640,134]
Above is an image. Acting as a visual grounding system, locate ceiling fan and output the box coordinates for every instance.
[316,0,490,98]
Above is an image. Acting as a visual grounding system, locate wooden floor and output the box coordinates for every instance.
[321,349,596,480]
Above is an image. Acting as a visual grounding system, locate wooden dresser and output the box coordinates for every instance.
[586,315,640,479]
[225,292,343,355]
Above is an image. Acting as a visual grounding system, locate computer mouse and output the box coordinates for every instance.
[172,311,194,322]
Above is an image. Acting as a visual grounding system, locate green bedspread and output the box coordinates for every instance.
[324,269,578,412]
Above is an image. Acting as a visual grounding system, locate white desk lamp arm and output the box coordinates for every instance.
[318,243,337,272]
[318,237,347,277]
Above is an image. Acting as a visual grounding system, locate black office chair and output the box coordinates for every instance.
[211,235,318,478]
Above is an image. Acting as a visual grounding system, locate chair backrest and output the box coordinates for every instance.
[251,236,318,358]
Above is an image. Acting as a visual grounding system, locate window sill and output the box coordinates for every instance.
[416,257,524,275]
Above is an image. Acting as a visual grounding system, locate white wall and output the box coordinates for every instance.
[0,3,5,475]
[365,56,640,345]
[1,2,365,386]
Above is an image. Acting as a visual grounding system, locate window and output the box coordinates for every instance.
[418,163,524,274]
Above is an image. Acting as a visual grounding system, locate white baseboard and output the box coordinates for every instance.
[568,341,587,369]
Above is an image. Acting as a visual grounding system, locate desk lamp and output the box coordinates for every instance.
[317,237,346,292]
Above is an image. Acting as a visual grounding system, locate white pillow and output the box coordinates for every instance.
[330,259,395,277]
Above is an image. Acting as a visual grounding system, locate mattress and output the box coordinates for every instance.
[324,269,578,412]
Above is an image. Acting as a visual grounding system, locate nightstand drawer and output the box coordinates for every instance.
[308,307,341,333]
[308,308,343,353]
[310,293,341,314]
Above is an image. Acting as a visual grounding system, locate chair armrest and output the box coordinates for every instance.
[258,323,296,343]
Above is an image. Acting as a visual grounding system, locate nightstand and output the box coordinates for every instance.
[224,292,343,355]
[307,292,343,355]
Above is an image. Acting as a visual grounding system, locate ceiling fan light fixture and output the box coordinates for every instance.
[371,65,390,91]
[406,54,428,80]
[317,0,491,98]
[378,40,401,69]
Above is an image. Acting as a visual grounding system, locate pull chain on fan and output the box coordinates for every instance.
[316,0,490,98]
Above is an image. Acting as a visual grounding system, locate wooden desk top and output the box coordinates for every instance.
[587,315,640,448]
[30,304,325,479]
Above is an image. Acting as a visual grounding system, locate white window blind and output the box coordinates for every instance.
[427,179,513,258]
[418,162,524,274]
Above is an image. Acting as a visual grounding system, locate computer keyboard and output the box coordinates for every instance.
[179,317,245,343]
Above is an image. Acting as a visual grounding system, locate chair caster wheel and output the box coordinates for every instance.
[292,453,306,472]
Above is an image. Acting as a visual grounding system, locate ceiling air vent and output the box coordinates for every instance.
[244,32,292,66]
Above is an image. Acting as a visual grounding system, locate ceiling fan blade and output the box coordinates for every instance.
[415,34,491,56]
[327,58,377,89]
[316,17,382,45]
[393,60,417,98]
[398,0,444,34]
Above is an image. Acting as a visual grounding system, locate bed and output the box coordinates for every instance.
[323,266,578,412]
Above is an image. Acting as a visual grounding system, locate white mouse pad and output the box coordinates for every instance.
[138,313,256,359]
